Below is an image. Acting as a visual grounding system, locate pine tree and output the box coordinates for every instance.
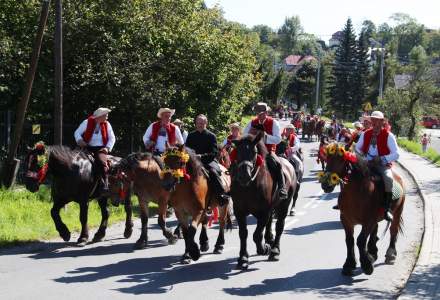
[329,18,357,119]
[352,31,370,115]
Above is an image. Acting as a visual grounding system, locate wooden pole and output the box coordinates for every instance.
[2,0,51,187]
[54,0,63,145]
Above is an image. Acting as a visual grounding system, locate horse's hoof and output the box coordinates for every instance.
[60,230,71,242]
[200,242,209,253]
[341,267,354,276]
[92,232,105,243]
[134,239,148,250]
[167,235,178,245]
[268,248,280,261]
[214,245,224,254]
[385,255,396,265]
[361,256,374,275]
[257,244,271,256]
[180,254,192,264]
[124,227,133,239]
[189,243,201,261]
[289,209,295,216]
[77,237,88,247]
[237,257,249,270]
[174,228,183,239]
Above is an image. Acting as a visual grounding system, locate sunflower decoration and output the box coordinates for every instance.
[326,144,337,156]
[317,171,325,180]
[337,146,346,157]
[162,148,190,163]
[330,173,341,185]
[33,141,48,168]
[160,168,185,179]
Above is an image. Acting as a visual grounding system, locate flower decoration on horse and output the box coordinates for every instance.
[318,142,357,189]
[161,146,191,183]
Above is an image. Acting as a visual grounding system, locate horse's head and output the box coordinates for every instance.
[24,142,48,192]
[108,165,130,206]
[318,142,357,193]
[160,144,190,192]
[232,131,265,187]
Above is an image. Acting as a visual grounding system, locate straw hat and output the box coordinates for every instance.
[157,108,175,118]
[93,107,111,118]
[229,122,241,129]
[285,124,295,129]
[253,102,271,113]
[353,121,363,129]
[370,111,384,119]
[173,118,183,125]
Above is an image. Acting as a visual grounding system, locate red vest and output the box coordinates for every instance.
[361,128,390,156]
[288,133,297,147]
[251,117,275,152]
[150,121,177,145]
[82,116,109,146]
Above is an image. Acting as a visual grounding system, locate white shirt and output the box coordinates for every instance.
[355,130,400,164]
[182,130,188,143]
[143,123,184,153]
[243,118,282,145]
[74,119,116,151]
[290,135,300,152]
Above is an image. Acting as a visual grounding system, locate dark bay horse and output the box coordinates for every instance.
[160,145,232,264]
[302,118,316,141]
[315,119,326,140]
[108,153,178,249]
[231,132,297,269]
[319,143,405,276]
[24,145,133,246]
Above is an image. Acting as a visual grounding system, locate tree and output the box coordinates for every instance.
[266,69,288,106]
[352,31,370,114]
[278,16,303,58]
[286,61,317,110]
[328,18,357,119]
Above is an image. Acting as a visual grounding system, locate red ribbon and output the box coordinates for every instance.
[37,163,48,183]
[343,152,358,163]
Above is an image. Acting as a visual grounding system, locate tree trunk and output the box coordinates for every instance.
[407,96,418,141]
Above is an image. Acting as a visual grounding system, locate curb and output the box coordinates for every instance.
[396,157,432,299]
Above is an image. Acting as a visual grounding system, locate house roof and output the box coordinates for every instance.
[284,55,316,66]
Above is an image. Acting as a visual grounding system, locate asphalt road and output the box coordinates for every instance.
[0,133,423,300]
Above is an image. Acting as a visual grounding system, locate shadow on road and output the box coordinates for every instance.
[223,268,394,299]
[286,221,342,236]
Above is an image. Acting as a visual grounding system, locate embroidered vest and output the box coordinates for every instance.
[150,121,177,145]
[82,116,108,146]
[361,128,390,156]
[251,117,275,152]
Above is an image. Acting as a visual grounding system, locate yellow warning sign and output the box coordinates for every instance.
[32,124,41,135]
[363,102,372,111]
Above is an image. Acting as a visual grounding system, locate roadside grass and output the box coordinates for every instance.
[398,138,440,167]
[0,186,157,248]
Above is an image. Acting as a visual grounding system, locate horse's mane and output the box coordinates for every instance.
[48,145,86,168]
[240,134,268,157]
[116,152,154,172]
[184,147,204,177]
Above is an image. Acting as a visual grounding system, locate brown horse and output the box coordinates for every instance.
[230,132,297,269]
[108,153,179,249]
[302,118,317,141]
[160,145,232,263]
[315,119,326,140]
[319,143,405,276]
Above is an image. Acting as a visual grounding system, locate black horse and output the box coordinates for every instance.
[230,132,297,269]
[24,145,133,246]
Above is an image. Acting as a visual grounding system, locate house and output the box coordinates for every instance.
[329,31,344,48]
[282,55,316,73]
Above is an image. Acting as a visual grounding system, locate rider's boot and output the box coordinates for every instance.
[383,192,393,222]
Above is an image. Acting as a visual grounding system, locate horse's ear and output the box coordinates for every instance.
[178,144,184,151]
[253,130,264,145]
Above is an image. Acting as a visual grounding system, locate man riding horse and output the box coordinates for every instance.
[185,114,230,206]
[355,110,400,222]
[281,124,303,183]
[243,102,287,201]
[143,107,185,155]
[74,107,115,196]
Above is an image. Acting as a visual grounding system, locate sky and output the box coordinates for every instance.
[204,0,439,41]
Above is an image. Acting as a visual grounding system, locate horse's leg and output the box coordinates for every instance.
[134,195,149,249]
[157,197,178,244]
[77,200,90,246]
[236,212,249,270]
[385,198,404,264]
[199,213,209,252]
[186,212,203,261]
[269,192,292,261]
[92,197,109,243]
[264,213,274,246]
[357,224,375,275]
[214,205,229,254]
[253,213,271,256]
[51,198,70,242]
[123,189,134,239]
[341,215,357,276]
[173,208,195,264]
[290,184,300,216]
[367,223,379,262]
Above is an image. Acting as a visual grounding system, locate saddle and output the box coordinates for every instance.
[367,168,403,202]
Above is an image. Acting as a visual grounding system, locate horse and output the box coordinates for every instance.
[24,145,133,246]
[319,143,405,276]
[107,152,179,249]
[160,145,232,264]
[302,118,316,141]
[230,131,297,269]
[315,119,326,140]
[275,139,303,216]
[317,135,330,171]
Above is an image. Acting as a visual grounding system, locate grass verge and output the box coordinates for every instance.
[0,186,157,248]
[398,138,440,167]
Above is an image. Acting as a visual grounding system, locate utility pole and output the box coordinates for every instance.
[379,41,384,100]
[54,0,63,145]
[2,0,51,187]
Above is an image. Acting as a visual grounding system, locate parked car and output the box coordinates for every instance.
[421,116,440,129]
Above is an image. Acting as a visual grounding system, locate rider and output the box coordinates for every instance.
[143,107,185,155]
[74,107,115,196]
[222,122,241,150]
[283,124,303,183]
[185,114,230,206]
[355,110,400,222]
[243,102,287,201]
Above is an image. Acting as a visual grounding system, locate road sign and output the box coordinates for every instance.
[32,124,41,135]
[363,102,372,111]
